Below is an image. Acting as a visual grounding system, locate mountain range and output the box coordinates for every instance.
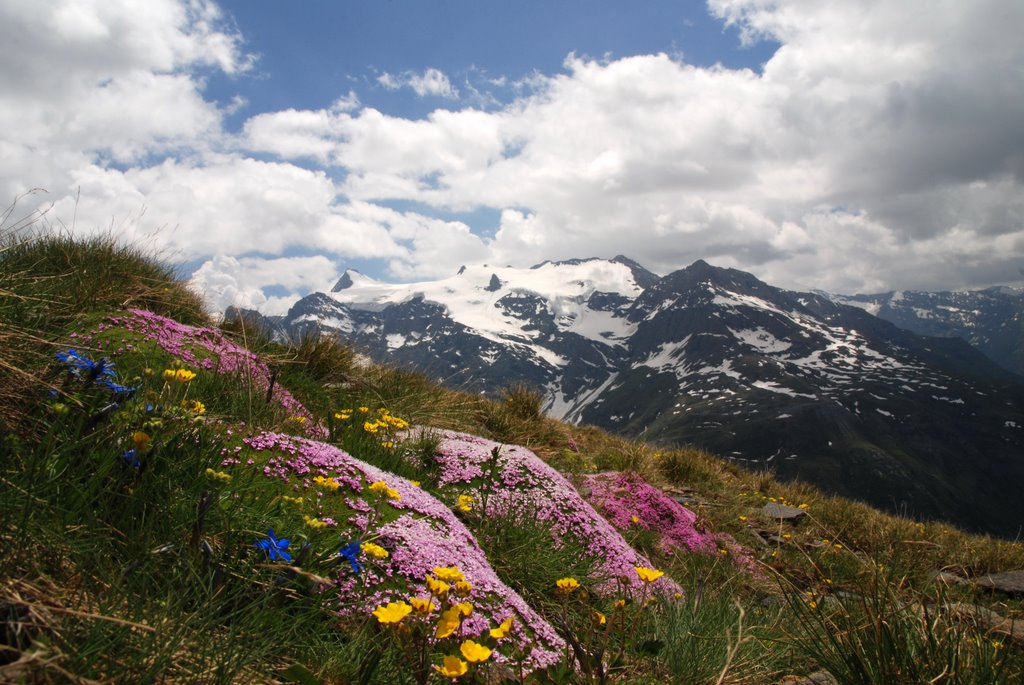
[227,257,1024,537]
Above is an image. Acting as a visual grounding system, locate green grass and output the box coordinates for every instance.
[1,229,1023,684]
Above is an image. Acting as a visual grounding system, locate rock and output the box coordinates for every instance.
[943,602,1024,645]
[977,570,1024,595]
[932,570,970,586]
[772,671,839,685]
[761,501,807,521]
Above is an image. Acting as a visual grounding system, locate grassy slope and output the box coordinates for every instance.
[1,231,1022,684]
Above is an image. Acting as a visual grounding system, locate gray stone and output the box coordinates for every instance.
[772,671,839,685]
[761,501,807,520]
[977,570,1024,595]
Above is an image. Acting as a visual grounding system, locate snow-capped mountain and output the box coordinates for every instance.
[242,257,1024,537]
[832,288,1024,376]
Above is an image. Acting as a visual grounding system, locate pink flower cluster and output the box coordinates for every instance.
[101,309,325,438]
[240,430,565,670]
[415,429,683,597]
[584,471,760,576]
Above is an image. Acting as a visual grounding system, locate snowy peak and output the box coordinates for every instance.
[270,257,1024,537]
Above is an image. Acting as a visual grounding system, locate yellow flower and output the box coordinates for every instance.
[409,597,436,615]
[614,599,626,609]
[556,577,580,593]
[312,475,340,492]
[426,576,451,598]
[489,616,513,640]
[433,566,465,583]
[162,369,176,381]
[630,515,640,524]
[204,468,231,483]
[808,601,818,609]
[181,399,205,414]
[738,515,748,522]
[410,480,421,487]
[334,410,352,420]
[358,406,369,413]
[380,440,395,449]
[287,415,307,425]
[434,605,461,638]
[361,542,389,559]
[458,495,473,512]
[635,566,664,583]
[132,431,151,452]
[833,543,844,550]
[368,481,400,500]
[434,655,467,678]
[175,369,196,383]
[372,601,412,625]
[592,611,607,626]
[798,503,810,509]
[281,495,304,507]
[456,602,473,617]
[992,640,1004,650]
[455,580,473,597]
[363,420,380,434]
[719,548,729,556]
[459,639,492,663]
[782,533,792,540]
[303,515,327,530]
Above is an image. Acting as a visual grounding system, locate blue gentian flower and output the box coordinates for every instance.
[55,348,94,377]
[338,540,363,573]
[100,378,138,399]
[122,448,142,469]
[254,528,293,562]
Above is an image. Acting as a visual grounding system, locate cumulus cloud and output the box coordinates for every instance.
[376,67,459,99]
[189,254,339,316]
[3,0,1023,317]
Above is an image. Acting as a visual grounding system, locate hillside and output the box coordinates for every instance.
[2,233,1023,684]
[259,258,1024,538]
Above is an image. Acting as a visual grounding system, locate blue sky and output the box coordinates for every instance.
[1,0,1022,314]
[211,0,779,122]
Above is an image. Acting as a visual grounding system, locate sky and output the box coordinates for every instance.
[1,0,1022,315]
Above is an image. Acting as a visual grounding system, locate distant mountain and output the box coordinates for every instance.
[831,288,1024,376]
[249,258,1024,537]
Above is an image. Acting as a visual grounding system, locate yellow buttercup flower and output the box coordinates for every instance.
[132,431,151,452]
[361,542,389,559]
[434,655,467,678]
[181,399,205,414]
[409,597,436,615]
[161,369,176,381]
[556,577,580,593]
[372,601,412,624]
[175,369,196,382]
[426,576,451,598]
[456,602,473,617]
[368,480,400,500]
[334,410,352,420]
[459,639,492,663]
[434,606,461,638]
[634,566,664,583]
[489,616,513,640]
[281,495,303,507]
[432,566,465,583]
[458,495,473,512]
[303,515,327,530]
[592,611,607,626]
[312,475,340,492]
[455,580,473,597]
[358,406,369,413]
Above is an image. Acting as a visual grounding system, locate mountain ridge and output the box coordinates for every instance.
[231,257,1024,537]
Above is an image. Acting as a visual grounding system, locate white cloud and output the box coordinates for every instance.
[3,0,1023,316]
[189,254,339,316]
[375,67,459,99]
